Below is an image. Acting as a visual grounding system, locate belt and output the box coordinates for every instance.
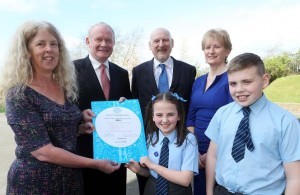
[214,183,244,195]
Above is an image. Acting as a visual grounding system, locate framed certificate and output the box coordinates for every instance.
[91,99,147,163]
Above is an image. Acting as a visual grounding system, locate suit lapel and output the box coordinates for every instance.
[108,62,116,99]
[147,60,159,93]
[170,58,180,92]
[83,56,106,99]
[108,62,124,99]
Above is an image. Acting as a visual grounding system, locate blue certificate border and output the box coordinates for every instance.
[91,99,147,163]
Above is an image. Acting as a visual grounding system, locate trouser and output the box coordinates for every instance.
[214,183,285,195]
[137,174,148,195]
[214,184,243,195]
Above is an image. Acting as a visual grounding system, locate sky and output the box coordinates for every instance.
[0,0,300,68]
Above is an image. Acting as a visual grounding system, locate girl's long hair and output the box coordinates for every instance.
[145,92,189,147]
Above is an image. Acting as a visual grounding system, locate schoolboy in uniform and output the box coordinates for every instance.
[205,53,300,195]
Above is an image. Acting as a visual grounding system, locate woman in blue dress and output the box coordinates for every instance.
[186,29,233,195]
[0,20,120,194]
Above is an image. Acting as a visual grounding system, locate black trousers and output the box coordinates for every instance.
[82,165,127,195]
[214,183,285,195]
[214,184,243,195]
[137,174,148,195]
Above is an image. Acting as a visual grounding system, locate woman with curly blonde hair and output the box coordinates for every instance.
[0,20,120,194]
[0,20,77,100]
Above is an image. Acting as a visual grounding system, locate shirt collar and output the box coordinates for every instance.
[158,129,177,144]
[153,57,173,69]
[89,54,109,70]
[232,93,267,116]
[249,93,267,116]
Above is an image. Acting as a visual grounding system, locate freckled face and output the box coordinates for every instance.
[228,66,269,107]
[28,28,59,74]
[152,101,180,135]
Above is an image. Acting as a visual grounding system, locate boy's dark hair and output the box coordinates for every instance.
[145,92,189,147]
[228,53,265,76]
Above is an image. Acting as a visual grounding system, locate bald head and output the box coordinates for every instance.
[150,28,172,40]
[149,28,174,62]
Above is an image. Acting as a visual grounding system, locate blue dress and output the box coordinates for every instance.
[186,72,233,195]
[6,87,83,194]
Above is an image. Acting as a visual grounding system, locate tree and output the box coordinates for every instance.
[69,34,88,60]
[264,52,292,83]
[110,27,144,76]
[289,50,300,74]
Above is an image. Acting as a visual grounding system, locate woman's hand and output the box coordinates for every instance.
[95,160,121,174]
[82,109,95,123]
[199,153,207,169]
[78,122,94,135]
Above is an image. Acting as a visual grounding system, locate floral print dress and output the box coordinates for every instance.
[6,87,83,195]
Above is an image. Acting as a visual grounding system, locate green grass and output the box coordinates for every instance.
[264,75,300,103]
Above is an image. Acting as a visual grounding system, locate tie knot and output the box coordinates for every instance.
[242,107,251,116]
[100,64,106,70]
[162,137,169,145]
[159,64,166,71]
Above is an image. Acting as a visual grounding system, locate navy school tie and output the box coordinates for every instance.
[158,64,169,93]
[156,137,169,195]
[231,107,255,162]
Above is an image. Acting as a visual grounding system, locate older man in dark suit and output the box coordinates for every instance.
[74,22,131,195]
[131,27,196,194]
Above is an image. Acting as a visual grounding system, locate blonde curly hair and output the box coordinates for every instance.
[0,20,78,102]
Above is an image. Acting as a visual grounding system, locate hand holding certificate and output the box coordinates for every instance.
[92,99,147,163]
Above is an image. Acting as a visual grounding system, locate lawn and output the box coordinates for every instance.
[264,75,300,103]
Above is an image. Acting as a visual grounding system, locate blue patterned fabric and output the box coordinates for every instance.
[158,64,169,93]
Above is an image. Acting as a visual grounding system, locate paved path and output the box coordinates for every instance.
[0,113,139,195]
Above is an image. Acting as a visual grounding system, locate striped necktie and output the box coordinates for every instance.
[156,137,169,195]
[231,107,255,162]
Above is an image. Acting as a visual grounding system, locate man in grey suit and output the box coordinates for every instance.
[131,27,196,194]
[74,22,131,195]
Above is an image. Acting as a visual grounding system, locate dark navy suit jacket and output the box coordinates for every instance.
[131,56,196,118]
